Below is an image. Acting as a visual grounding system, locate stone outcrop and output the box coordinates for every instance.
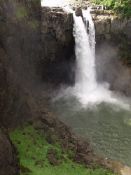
[92,11,131,40]
[0,48,9,125]
[41,7,75,84]
[34,110,97,167]
[0,1,41,173]
[88,10,131,96]
[0,0,42,126]
[0,128,19,175]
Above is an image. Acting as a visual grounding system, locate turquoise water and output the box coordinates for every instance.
[51,98,131,166]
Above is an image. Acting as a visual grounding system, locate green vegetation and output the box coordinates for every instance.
[10,125,116,175]
[92,0,131,17]
[15,6,28,19]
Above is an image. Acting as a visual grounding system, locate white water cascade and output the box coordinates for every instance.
[72,8,129,108]
[73,8,97,96]
[41,0,129,109]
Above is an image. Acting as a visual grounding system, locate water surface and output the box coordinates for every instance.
[51,98,131,166]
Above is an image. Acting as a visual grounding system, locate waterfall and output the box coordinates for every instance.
[82,8,96,56]
[73,8,97,96]
[72,8,129,108]
[43,2,130,109]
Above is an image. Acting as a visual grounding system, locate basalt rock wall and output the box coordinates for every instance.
[0,0,41,127]
[93,11,131,95]
[41,7,75,84]
[0,1,42,172]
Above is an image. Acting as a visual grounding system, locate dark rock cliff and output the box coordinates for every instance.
[0,128,19,175]
[0,0,41,126]
[41,7,75,84]
[0,1,41,173]
[92,11,131,95]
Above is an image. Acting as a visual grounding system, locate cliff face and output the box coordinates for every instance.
[41,7,75,84]
[0,2,42,172]
[93,11,131,64]
[0,0,41,126]
[94,13,131,39]
[92,11,131,95]
[0,129,19,175]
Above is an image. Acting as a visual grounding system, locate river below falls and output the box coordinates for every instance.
[50,97,131,166]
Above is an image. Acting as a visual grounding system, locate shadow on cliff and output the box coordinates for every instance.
[41,7,75,85]
[0,1,76,128]
[96,41,131,96]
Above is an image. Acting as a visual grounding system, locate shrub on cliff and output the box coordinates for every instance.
[92,0,131,17]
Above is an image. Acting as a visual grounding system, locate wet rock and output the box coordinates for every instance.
[0,48,8,124]
[0,0,42,127]
[41,6,75,84]
[93,11,131,40]
[124,19,131,39]
[0,129,19,175]
[34,112,95,167]
[75,7,82,17]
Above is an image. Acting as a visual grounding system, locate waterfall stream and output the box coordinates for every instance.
[73,8,97,96]
[72,9,129,108]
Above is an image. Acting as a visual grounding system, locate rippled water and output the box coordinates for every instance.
[51,98,131,166]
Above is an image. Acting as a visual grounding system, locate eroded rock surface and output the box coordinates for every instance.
[41,7,75,84]
[0,129,19,175]
[91,10,131,95]
[92,11,131,39]
[0,0,41,126]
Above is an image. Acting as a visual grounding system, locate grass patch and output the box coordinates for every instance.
[10,125,116,175]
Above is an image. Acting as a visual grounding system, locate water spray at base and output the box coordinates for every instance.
[70,8,130,109]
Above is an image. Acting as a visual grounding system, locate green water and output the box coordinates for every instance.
[51,98,131,166]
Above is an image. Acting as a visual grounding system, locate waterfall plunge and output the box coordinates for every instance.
[45,3,130,109]
[73,9,97,95]
[72,9,129,107]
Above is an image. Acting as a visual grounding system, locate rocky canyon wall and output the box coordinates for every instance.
[93,11,131,95]
[0,0,41,127]
[0,1,42,172]
[41,7,75,84]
